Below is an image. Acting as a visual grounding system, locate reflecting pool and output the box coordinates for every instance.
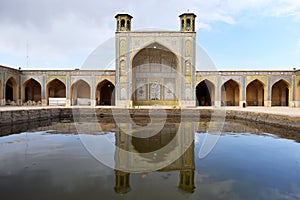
[0,120,300,200]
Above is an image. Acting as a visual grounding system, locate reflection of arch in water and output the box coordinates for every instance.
[114,122,195,193]
[196,79,215,106]
[5,77,18,102]
[22,78,41,102]
[271,79,290,106]
[71,80,91,105]
[131,123,179,155]
[221,79,241,106]
[246,79,265,106]
[96,79,115,106]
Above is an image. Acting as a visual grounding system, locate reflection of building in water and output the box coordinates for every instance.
[177,144,195,193]
[114,170,131,194]
[114,122,195,193]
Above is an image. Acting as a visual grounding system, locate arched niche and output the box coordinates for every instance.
[131,42,178,106]
[196,80,215,106]
[71,80,91,106]
[96,80,115,106]
[221,79,241,106]
[22,78,41,103]
[5,77,18,102]
[271,79,290,106]
[246,79,265,106]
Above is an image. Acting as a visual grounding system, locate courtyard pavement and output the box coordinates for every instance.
[0,106,299,117]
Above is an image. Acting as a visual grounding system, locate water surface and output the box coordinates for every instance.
[0,120,300,200]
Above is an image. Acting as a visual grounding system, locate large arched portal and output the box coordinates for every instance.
[22,79,41,103]
[71,80,91,106]
[246,80,264,106]
[196,80,215,106]
[132,43,178,106]
[5,77,18,102]
[221,79,240,106]
[271,80,289,106]
[47,79,66,98]
[96,80,115,106]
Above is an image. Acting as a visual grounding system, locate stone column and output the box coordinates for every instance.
[41,74,47,106]
[291,75,296,107]
[240,76,246,107]
[214,76,221,107]
[17,74,22,105]
[265,76,272,107]
[66,74,71,106]
[90,75,96,107]
[0,73,4,105]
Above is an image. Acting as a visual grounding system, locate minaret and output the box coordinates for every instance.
[179,13,196,32]
[115,13,133,32]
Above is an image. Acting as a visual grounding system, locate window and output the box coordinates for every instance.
[192,19,195,30]
[127,20,131,30]
[121,19,125,28]
[186,18,191,28]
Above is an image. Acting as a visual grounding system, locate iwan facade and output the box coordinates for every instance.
[0,13,300,108]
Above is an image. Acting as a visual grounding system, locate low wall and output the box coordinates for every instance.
[0,108,299,131]
[225,110,300,130]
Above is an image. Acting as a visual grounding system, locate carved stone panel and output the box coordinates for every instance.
[120,40,126,57]
[185,83,191,100]
[120,86,127,100]
[135,79,147,100]
[150,81,160,100]
[164,80,175,100]
[185,40,192,57]
[119,59,126,75]
[185,60,191,75]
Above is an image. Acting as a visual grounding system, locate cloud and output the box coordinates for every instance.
[197,22,212,31]
[0,0,300,68]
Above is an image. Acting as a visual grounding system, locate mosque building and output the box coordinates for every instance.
[0,13,300,107]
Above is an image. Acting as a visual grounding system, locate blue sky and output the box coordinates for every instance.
[199,15,300,70]
[0,0,300,71]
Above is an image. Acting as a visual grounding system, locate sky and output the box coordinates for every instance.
[0,0,300,71]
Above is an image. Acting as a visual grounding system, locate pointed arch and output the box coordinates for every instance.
[221,79,241,106]
[22,78,41,103]
[23,77,42,86]
[131,42,179,106]
[196,79,215,106]
[46,77,65,86]
[71,79,91,106]
[5,77,18,102]
[271,79,290,106]
[132,42,178,62]
[246,79,265,106]
[96,79,115,106]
